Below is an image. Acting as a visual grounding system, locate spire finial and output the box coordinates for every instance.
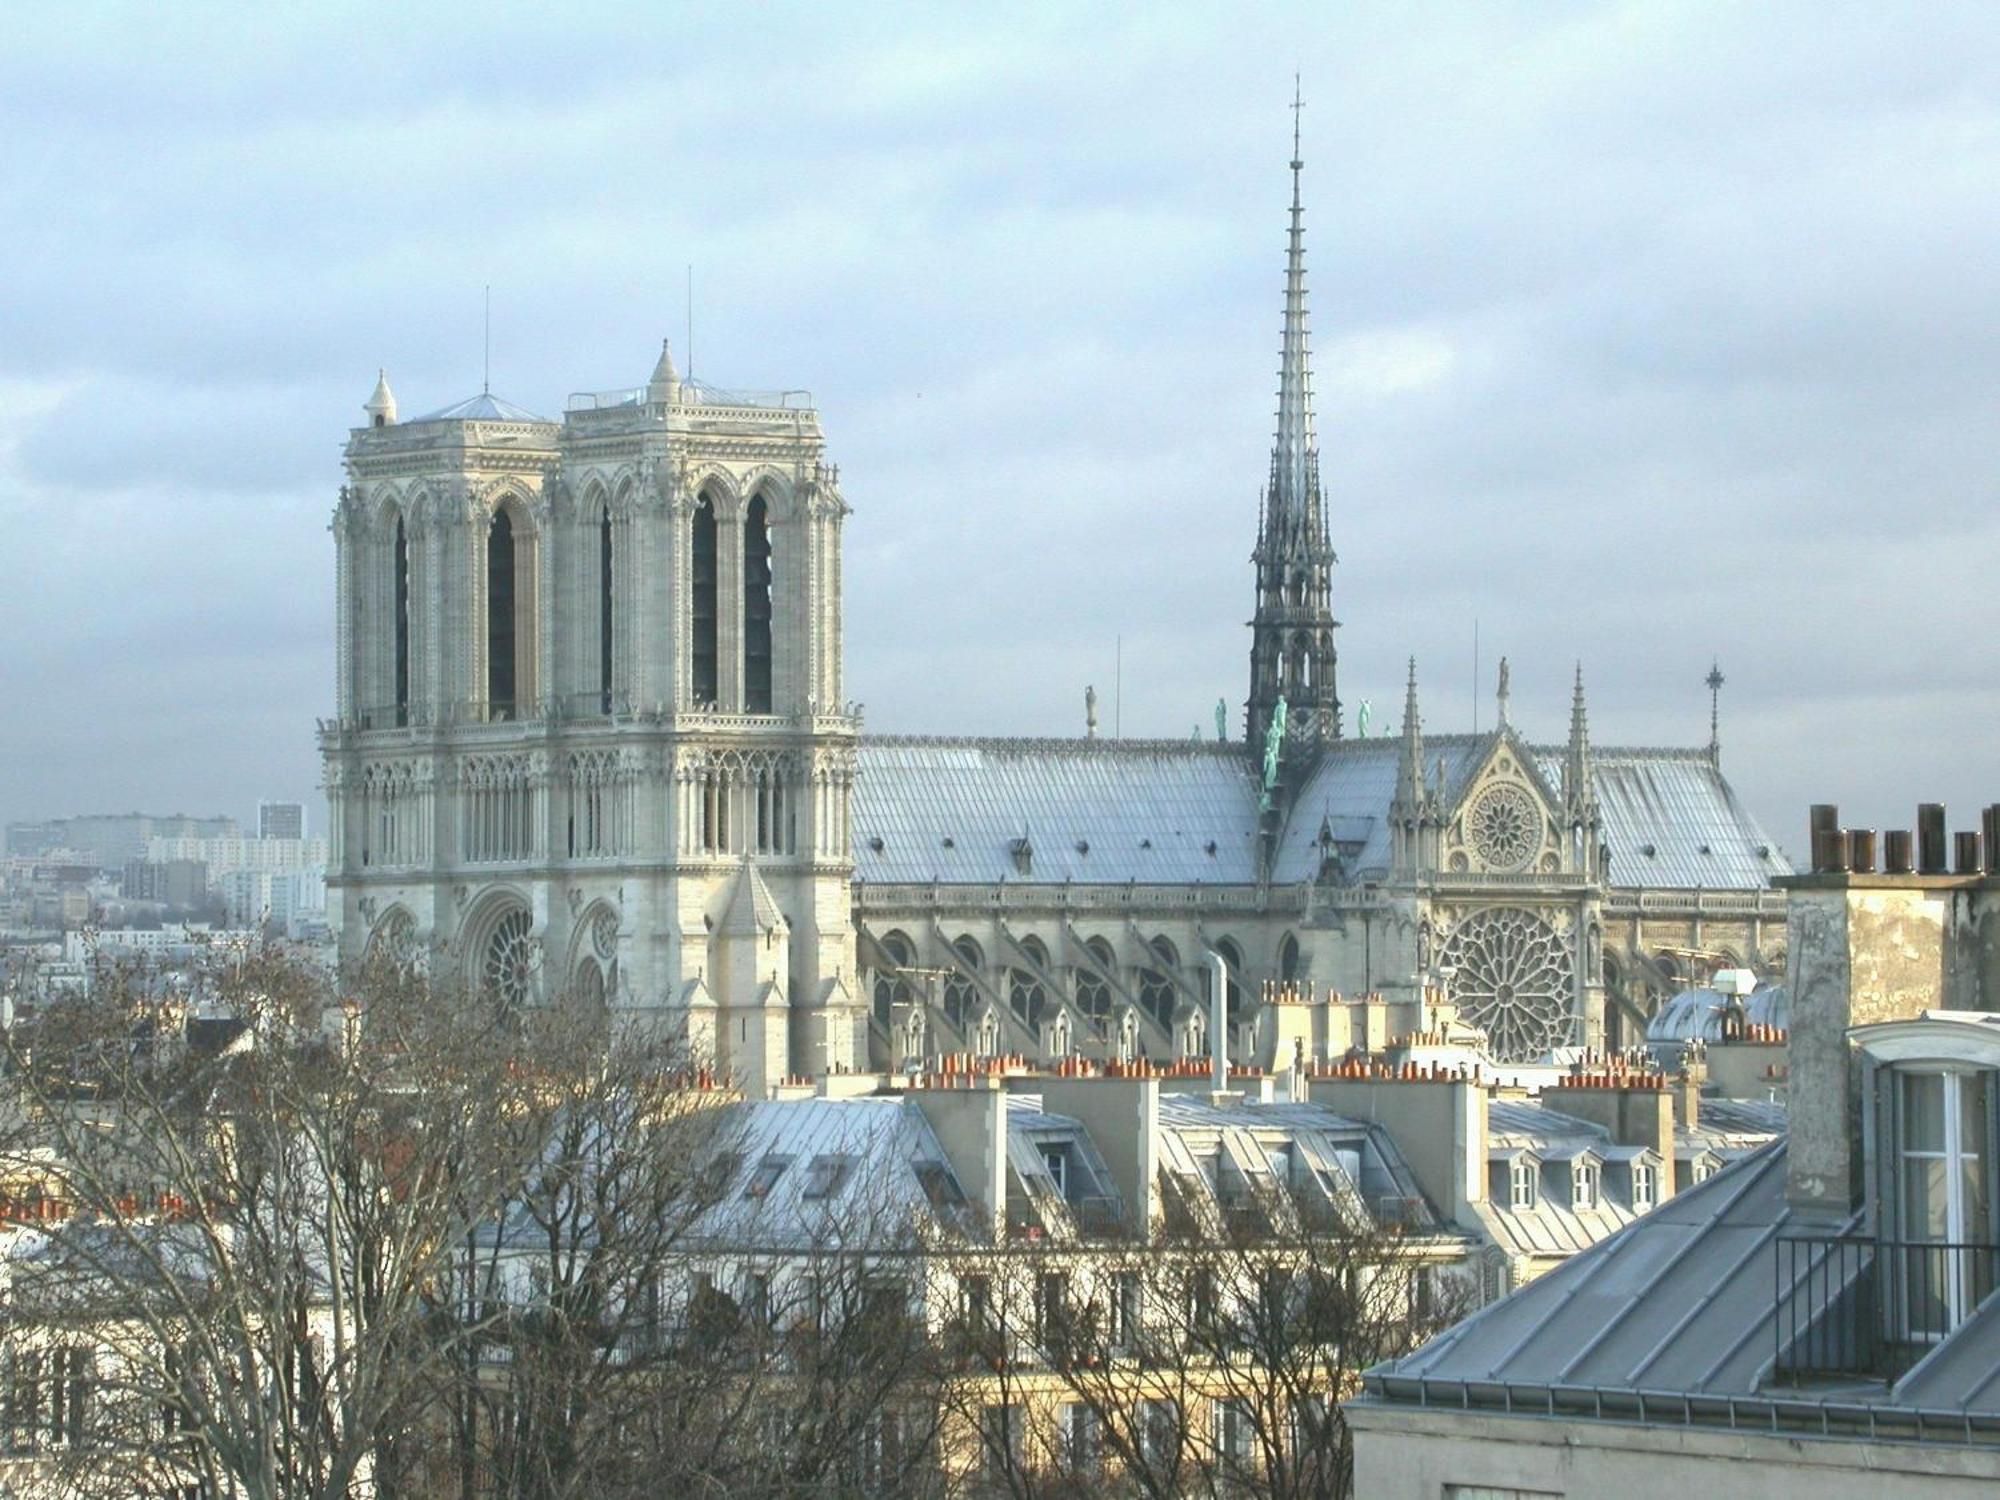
[1705,660,1725,762]
[1291,72,1304,169]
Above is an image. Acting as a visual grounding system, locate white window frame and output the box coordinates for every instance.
[1508,1159,1538,1210]
[1632,1160,1656,1212]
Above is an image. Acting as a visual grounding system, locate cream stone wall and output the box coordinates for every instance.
[1347,1402,2000,1497]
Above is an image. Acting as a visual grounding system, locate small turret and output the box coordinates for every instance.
[648,338,681,405]
[364,369,397,428]
[1566,664,1603,875]
[1391,659,1437,876]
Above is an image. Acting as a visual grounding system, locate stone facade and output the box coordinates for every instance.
[322,354,862,1095]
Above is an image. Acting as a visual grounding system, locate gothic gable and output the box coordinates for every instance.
[1441,730,1568,877]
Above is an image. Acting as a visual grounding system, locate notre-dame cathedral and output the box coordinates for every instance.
[322,133,1788,1095]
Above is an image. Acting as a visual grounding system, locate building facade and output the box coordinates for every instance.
[324,131,1788,1095]
[322,351,860,1093]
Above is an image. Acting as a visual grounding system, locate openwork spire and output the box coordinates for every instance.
[1246,78,1340,759]
[1270,77,1319,544]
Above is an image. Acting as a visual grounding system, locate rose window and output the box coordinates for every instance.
[1468,784,1542,872]
[482,909,537,1009]
[591,908,620,962]
[366,909,418,976]
[1439,906,1575,1062]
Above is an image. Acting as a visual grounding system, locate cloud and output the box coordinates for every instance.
[1,2,1997,847]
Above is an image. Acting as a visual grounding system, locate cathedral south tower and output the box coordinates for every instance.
[322,347,861,1094]
[1247,109,1340,756]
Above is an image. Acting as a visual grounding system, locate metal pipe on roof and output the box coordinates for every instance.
[1206,948,1229,1094]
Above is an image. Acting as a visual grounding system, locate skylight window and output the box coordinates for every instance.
[802,1154,852,1201]
[743,1155,792,1200]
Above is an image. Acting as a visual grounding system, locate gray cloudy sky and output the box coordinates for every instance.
[3,2,1997,855]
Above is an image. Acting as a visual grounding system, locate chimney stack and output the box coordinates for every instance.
[1917,803,1947,875]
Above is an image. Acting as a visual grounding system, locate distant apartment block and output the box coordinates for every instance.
[5,814,240,871]
[258,800,306,840]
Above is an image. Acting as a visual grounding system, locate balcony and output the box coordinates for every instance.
[1774,1234,2000,1383]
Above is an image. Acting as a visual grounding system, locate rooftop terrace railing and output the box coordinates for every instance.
[1774,1234,2000,1383]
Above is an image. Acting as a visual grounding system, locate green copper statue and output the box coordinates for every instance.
[1357,698,1373,739]
[1259,695,1288,810]
[1215,698,1227,745]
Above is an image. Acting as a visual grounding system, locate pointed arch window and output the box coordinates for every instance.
[1076,937,1114,1019]
[744,493,773,713]
[598,505,615,712]
[691,494,718,706]
[392,513,410,725]
[487,508,516,719]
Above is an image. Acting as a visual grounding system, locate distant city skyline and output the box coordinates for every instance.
[4,5,1998,853]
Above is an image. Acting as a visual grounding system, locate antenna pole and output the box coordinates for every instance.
[1472,618,1480,735]
[686,264,694,382]
[483,285,491,396]
[1115,635,1123,740]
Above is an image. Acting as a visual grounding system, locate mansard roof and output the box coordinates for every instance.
[850,733,1789,892]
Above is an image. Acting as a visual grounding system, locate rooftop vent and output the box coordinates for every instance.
[868,836,885,853]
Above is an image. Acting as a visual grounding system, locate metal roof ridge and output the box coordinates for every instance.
[858,733,1250,757]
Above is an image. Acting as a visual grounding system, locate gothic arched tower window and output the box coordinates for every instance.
[744,493,773,713]
[487,508,517,720]
[598,504,615,711]
[392,512,410,725]
[691,494,718,706]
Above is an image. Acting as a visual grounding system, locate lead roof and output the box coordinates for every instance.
[851,735,1789,892]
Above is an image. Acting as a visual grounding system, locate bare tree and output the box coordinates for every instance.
[0,945,523,1500]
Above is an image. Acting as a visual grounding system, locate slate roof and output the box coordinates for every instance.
[408,392,555,424]
[852,734,1789,892]
[851,739,1261,885]
[1368,1136,2000,1424]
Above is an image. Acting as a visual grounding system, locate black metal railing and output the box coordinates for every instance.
[1775,1235,2000,1382]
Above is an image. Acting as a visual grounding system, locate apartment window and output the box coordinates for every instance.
[1213,1399,1253,1469]
[1036,1271,1071,1346]
[1509,1159,1538,1210]
[1110,1270,1142,1350]
[983,1403,1022,1479]
[1571,1160,1600,1210]
[1059,1402,1098,1472]
[1139,1398,1180,1469]
[960,1274,992,1329]
[1632,1161,1656,1212]
[744,1272,772,1330]
[1893,1068,1998,1339]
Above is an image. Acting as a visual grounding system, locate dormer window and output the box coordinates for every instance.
[1888,1067,1997,1339]
[1509,1159,1538,1210]
[1572,1160,1600,1209]
[1632,1161,1657,1213]
[1039,1145,1069,1198]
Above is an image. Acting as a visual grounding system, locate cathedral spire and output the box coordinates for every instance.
[1247,78,1340,758]
[1273,76,1316,530]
